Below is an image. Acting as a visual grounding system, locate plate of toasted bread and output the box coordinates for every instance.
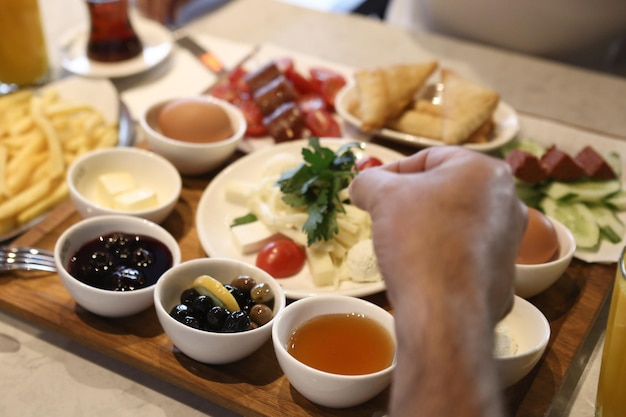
[335,61,520,152]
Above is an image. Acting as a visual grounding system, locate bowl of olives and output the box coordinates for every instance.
[54,214,181,317]
[154,257,286,364]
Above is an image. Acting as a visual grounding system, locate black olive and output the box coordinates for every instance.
[170,304,191,322]
[182,315,202,330]
[180,287,200,306]
[222,310,251,332]
[191,295,214,319]
[205,306,229,332]
[225,284,250,313]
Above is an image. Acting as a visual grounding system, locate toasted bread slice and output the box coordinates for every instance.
[386,110,443,139]
[440,69,499,144]
[354,61,438,132]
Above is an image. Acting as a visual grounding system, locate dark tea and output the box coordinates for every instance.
[86,0,142,62]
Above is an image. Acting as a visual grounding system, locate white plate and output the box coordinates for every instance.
[515,115,626,263]
[223,44,355,154]
[335,81,521,152]
[0,76,120,243]
[196,138,404,299]
[60,14,172,79]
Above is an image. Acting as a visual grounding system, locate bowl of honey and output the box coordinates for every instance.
[272,294,396,408]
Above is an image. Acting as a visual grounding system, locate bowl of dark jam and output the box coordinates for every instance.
[55,214,181,317]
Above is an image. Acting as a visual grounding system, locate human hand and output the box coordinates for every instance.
[349,146,526,324]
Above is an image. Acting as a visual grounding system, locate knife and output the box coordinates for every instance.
[174,34,228,77]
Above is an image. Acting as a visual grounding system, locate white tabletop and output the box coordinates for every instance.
[3,0,626,416]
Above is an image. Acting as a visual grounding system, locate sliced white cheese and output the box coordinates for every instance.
[230,221,280,254]
[97,172,136,205]
[114,188,158,211]
[225,180,257,205]
[306,247,335,287]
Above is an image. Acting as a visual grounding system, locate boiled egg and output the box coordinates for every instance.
[157,98,234,143]
[517,207,560,265]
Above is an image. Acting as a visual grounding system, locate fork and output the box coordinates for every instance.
[0,246,56,273]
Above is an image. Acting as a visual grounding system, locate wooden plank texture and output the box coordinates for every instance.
[0,159,616,417]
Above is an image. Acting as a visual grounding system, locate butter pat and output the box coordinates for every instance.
[114,188,158,211]
[97,172,136,203]
[95,171,158,211]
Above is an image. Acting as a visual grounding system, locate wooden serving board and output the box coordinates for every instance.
[0,154,616,417]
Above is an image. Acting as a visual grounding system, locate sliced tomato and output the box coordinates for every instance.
[210,83,240,104]
[309,67,346,110]
[237,99,266,137]
[273,57,295,74]
[304,109,341,137]
[256,239,306,278]
[227,65,250,94]
[297,93,327,113]
[357,156,384,171]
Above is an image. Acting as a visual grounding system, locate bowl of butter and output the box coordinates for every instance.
[67,147,182,224]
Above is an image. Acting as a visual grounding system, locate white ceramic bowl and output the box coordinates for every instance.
[515,216,576,298]
[272,295,396,408]
[67,147,182,224]
[154,257,286,364]
[54,215,182,318]
[139,95,246,176]
[495,295,551,387]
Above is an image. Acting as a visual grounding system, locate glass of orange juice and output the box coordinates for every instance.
[595,246,626,417]
[0,0,49,94]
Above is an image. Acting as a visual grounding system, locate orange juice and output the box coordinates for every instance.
[0,0,49,86]
[595,251,626,417]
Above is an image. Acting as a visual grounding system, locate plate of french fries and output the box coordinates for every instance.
[335,62,520,152]
[0,76,120,241]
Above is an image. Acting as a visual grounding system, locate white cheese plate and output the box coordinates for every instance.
[195,138,404,299]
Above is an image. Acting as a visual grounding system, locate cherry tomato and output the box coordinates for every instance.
[227,65,250,93]
[304,109,341,137]
[297,93,326,113]
[210,83,241,104]
[237,99,266,137]
[357,156,384,171]
[256,239,306,278]
[309,68,347,109]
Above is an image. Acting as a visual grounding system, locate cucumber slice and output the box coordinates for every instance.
[605,190,626,211]
[515,182,543,209]
[542,180,621,203]
[588,205,625,243]
[540,197,600,250]
[605,151,622,178]
[501,138,546,158]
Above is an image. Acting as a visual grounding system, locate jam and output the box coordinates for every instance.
[68,232,172,291]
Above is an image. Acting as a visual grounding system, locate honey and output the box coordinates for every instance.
[287,313,394,375]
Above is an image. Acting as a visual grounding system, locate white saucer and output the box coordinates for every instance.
[60,15,173,79]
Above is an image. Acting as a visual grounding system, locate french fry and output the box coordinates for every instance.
[18,181,69,225]
[30,96,65,178]
[0,87,118,230]
[0,178,52,220]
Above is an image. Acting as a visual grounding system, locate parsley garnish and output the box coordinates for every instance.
[276,137,360,246]
[230,213,258,227]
